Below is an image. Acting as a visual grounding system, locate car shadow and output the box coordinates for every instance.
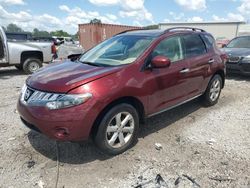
[226,73,250,82]
[139,99,202,138]
[28,99,202,165]
[0,68,25,79]
[28,131,111,164]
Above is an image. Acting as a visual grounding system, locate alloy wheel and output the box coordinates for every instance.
[209,78,221,102]
[28,61,40,73]
[106,112,135,149]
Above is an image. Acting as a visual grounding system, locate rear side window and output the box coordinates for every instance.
[182,34,207,58]
[201,34,215,49]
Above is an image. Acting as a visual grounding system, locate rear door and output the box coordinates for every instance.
[182,33,211,97]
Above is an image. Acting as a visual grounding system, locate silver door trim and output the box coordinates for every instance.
[147,93,203,118]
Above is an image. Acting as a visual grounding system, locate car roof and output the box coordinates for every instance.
[121,29,165,37]
[234,36,250,38]
[118,28,208,37]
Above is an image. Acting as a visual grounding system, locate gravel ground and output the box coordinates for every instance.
[0,67,250,188]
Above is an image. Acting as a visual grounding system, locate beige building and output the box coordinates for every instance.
[238,24,250,36]
[159,22,245,40]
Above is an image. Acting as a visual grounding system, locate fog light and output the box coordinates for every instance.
[54,128,69,139]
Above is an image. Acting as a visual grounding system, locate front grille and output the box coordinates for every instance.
[21,85,62,104]
[228,56,240,63]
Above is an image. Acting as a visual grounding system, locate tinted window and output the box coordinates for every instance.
[183,34,207,58]
[201,34,215,49]
[152,36,184,62]
[227,37,250,48]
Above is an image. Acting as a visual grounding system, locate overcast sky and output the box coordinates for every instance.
[0,0,249,34]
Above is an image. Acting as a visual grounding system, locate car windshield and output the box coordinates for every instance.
[227,37,250,48]
[79,35,155,66]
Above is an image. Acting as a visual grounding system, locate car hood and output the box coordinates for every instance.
[27,61,123,93]
[222,48,250,57]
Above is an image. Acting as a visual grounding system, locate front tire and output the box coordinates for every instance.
[94,104,139,155]
[23,58,42,74]
[203,74,222,106]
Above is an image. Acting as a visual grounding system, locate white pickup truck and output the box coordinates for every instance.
[0,26,54,74]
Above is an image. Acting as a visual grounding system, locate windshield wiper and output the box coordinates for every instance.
[79,60,113,67]
[78,61,102,67]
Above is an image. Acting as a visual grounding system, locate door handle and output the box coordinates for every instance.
[180,68,190,73]
[208,59,215,64]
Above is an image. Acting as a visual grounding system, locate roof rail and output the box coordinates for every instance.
[115,28,145,36]
[164,27,206,34]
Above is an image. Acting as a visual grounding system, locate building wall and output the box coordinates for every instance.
[159,22,244,40]
[79,23,141,51]
[238,24,250,36]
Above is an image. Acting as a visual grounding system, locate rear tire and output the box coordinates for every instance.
[23,58,42,74]
[94,104,139,155]
[202,74,222,106]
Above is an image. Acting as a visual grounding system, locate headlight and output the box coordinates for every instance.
[243,55,250,61]
[20,84,92,110]
[46,93,92,110]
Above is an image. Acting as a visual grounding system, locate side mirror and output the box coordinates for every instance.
[151,56,171,68]
[221,44,227,48]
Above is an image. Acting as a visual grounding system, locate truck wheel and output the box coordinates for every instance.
[202,74,222,106]
[23,58,42,74]
[15,65,23,70]
[94,104,139,155]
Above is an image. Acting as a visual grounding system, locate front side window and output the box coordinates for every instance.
[79,35,155,66]
[183,34,207,58]
[151,36,184,62]
[227,37,250,48]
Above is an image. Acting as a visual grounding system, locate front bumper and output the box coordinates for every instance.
[226,61,250,75]
[17,99,97,141]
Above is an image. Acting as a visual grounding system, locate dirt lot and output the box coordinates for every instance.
[0,67,250,188]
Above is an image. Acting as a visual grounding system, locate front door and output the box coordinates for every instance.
[145,35,193,115]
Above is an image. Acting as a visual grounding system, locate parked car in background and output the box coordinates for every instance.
[0,26,55,74]
[17,27,226,155]
[32,37,58,44]
[53,36,77,45]
[55,44,84,61]
[222,36,250,75]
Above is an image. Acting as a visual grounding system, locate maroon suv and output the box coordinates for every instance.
[17,27,226,155]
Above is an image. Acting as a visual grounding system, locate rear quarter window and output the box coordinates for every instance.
[182,34,207,58]
[201,34,215,50]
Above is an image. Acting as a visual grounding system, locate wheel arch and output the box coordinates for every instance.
[90,96,145,137]
[214,69,225,88]
[21,51,43,65]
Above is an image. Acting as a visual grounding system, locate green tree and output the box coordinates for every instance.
[72,31,79,40]
[33,28,51,38]
[90,18,102,24]
[144,25,159,30]
[50,30,70,37]
[6,23,24,33]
